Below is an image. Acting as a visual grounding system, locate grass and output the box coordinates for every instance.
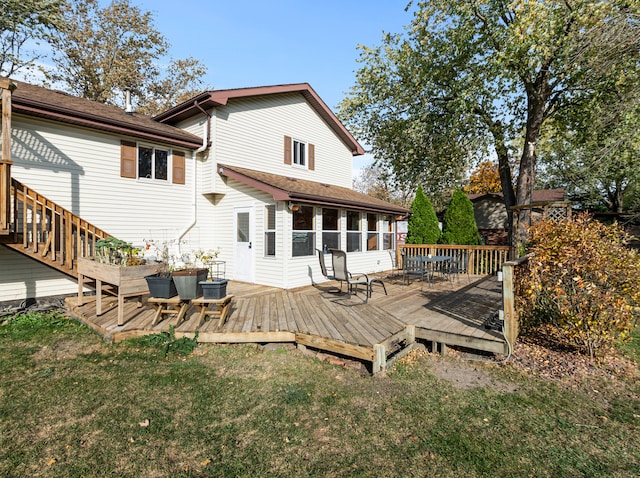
[1,311,639,477]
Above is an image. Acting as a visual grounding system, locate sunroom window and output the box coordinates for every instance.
[367,213,378,251]
[346,210,361,252]
[322,208,340,252]
[292,205,315,257]
[382,215,394,250]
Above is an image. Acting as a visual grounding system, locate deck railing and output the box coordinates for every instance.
[397,243,511,275]
[6,178,110,277]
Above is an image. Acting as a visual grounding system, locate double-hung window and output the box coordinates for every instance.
[292,205,315,257]
[367,213,378,251]
[346,210,361,252]
[293,140,306,167]
[121,140,185,184]
[265,205,276,257]
[138,146,169,181]
[322,208,340,252]
[382,215,394,250]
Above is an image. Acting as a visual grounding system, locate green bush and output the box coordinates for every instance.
[406,185,441,244]
[441,189,479,245]
[518,213,640,358]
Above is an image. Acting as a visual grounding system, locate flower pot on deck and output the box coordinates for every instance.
[200,279,228,300]
[145,273,177,299]
[171,268,208,299]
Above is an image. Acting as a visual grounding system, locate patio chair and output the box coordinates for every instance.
[444,250,471,283]
[387,249,403,279]
[330,249,387,302]
[402,255,428,289]
[316,248,341,292]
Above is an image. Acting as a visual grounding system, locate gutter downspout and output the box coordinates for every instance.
[177,100,211,249]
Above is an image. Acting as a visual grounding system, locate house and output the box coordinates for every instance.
[0,79,407,302]
[468,189,567,245]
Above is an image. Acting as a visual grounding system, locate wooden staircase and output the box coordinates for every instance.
[0,178,111,278]
[1,77,110,279]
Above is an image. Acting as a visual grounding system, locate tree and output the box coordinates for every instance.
[339,1,640,250]
[441,189,479,245]
[0,0,63,77]
[42,0,207,113]
[406,185,440,244]
[464,160,502,194]
[537,68,640,213]
[353,163,413,207]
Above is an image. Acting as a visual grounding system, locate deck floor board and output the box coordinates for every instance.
[67,273,507,369]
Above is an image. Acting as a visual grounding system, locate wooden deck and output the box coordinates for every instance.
[66,273,507,374]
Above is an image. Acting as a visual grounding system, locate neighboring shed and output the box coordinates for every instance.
[468,189,568,245]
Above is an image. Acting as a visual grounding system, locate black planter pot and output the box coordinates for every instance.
[145,273,177,299]
[200,279,228,300]
[171,268,208,299]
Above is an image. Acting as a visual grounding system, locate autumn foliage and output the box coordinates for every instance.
[518,213,640,358]
[464,160,502,194]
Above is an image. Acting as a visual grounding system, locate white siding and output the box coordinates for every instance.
[3,115,197,301]
[211,94,354,188]
[10,115,195,243]
[0,247,77,301]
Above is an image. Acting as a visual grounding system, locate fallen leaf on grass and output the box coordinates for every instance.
[139,419,150,427]
[47,458,57,466]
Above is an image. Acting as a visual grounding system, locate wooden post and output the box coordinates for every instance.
[500,255,529,347]
[0,78,16,235]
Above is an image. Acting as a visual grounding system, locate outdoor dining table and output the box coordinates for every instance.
[419,255,451,286]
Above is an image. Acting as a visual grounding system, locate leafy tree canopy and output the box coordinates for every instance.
[464,160,503,195]
[339,0,640,247]
[41,0,208,114]
[0,0,63,77]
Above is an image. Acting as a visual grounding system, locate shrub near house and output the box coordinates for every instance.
[518,213,640,358]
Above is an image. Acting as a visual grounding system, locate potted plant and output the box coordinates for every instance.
[197,248,228,299]
[170,248,210,300]
[143,241,177,299]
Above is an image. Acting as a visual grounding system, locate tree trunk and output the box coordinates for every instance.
[514,83,548,254]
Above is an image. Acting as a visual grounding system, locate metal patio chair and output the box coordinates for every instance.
[330,249,387,302]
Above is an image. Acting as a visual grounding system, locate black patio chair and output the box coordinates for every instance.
[444,250,471,283]
[402,255,428,290]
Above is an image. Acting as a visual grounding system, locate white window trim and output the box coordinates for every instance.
[137,143,171,182]
[292,139,307,169]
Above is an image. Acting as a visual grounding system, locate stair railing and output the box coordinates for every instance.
[9,178,110,276]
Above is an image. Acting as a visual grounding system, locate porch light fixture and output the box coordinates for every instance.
[288,201,300,212]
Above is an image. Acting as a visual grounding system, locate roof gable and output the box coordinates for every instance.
[154,84,365,156]
[4,79,202,149]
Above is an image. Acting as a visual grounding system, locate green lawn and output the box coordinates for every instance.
[1,311,638,477]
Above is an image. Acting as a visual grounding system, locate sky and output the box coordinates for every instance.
[127,0,415,173]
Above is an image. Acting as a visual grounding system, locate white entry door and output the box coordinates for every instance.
[234,207,254,283]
